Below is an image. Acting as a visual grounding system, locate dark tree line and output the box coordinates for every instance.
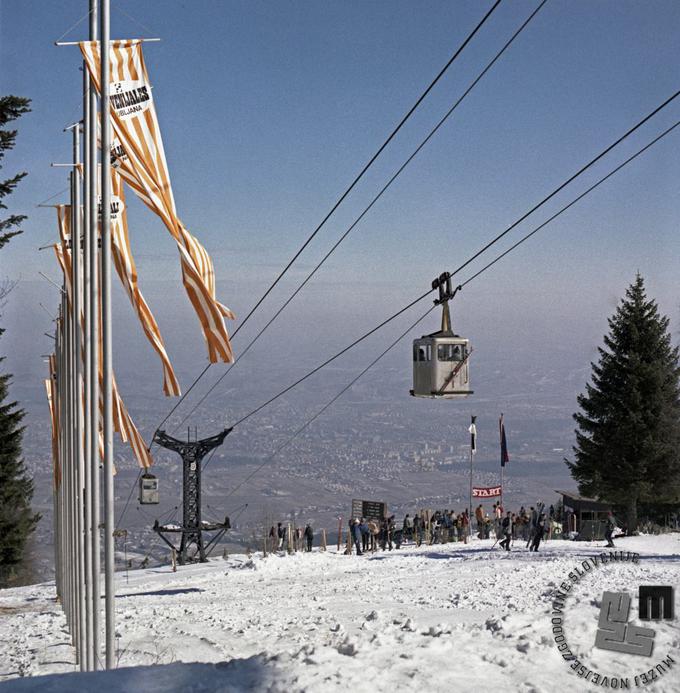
[568,274,680,533]
[0,95,40,587]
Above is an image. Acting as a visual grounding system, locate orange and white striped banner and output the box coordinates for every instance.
[45,355,61,490]
[54,206,153,469]
[81,40,235,363]
[109,170,180,396]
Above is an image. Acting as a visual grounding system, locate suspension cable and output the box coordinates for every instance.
[203,305,438,482]
[197,90,680,431]
[148,0,502,444]
[119,98,679,533]
[169,0,548,435]
[461,119,680,287]
[201,117,680,490]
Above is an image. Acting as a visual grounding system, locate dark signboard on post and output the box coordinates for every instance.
[351,499,387,521]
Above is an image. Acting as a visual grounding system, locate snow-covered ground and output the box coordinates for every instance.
[1,535,679,692]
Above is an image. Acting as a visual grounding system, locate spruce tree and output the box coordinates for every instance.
[0,95,31,251]
[0,94,39,586]
[0,364,40,585]
[567,274,680,533]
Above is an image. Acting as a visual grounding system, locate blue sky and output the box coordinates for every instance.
[1,1,679,404]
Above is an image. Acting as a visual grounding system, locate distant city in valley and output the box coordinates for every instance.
[19,307,587,581]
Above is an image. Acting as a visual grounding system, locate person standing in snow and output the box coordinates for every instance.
[604,512,616,548]
[403,514,413,541]
[526,507,537,547]
[386,516,395,551]
[413,513,422,546]
[352,519,363,555]
[475,504,484,539]
[368,519,379,552]
[499,511,513,551]
[277,522,284,550]
[360,518,370,552]
[304,524,314,552]
[494,503,503,539]
[531,514,547,552]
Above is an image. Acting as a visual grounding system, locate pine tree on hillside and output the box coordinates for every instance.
[0,363,40,586]
[0,95,31,251]
[0,94,39,586]
[567,274,680,533]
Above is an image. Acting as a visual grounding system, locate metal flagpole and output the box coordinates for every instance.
[499,414,504,512]
[67,123,87,671]
[88,0,101,670]
[56,306,65,615]
[69,124,87,670]
[65,287,74,641]
[468,415,476,540]
[82,60,94,672]
[100,0,116,669]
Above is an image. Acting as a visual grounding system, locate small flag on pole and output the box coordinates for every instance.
[500,413,509,467]
[469,415,477,454]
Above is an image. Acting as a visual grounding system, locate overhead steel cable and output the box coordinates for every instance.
[208,92,680,431]
[203,305,438,478]
[148,0,502,444]
[201,117,680,486]
[461,119,680,288]
[168,0,548,436]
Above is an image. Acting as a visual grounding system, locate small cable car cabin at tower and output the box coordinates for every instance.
[411,272,473,399]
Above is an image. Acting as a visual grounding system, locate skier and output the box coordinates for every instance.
[531,514,547,552]
[360,518,370,552]
[368,519,380,552]
[475,504,484,539]
[526,506,537,548]
[304,524,314,552]
[352,519,363,555]
[499,511,513,551]
[413,513,422,546]
[604,512,616,548]
[386,515,395,550]
[403,514,413,541]
[494,503,503,538]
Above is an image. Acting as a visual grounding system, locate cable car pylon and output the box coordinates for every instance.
[151,428,233,565]
[411,272,473,398]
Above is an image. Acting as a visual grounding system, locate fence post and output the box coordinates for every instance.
[321,529,327,552]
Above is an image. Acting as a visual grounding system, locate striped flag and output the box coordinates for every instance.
[109,170,181,396]
[500,413,509,467]
[80,40,235,364]
[54,207,153,469]
[45,355,61,490]
[468,415,477,454]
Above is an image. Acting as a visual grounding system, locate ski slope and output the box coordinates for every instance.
[1,535,679,692]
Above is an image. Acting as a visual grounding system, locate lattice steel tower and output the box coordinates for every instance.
[152,427,232,564]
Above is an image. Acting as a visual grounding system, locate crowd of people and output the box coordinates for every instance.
[266,501,579,556]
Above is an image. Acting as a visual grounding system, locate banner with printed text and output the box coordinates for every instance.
[472,486,502,498]
[80,40,235,363]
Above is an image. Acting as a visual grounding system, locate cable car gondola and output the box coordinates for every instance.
[411,272,472,399]
[139,472,159,505]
